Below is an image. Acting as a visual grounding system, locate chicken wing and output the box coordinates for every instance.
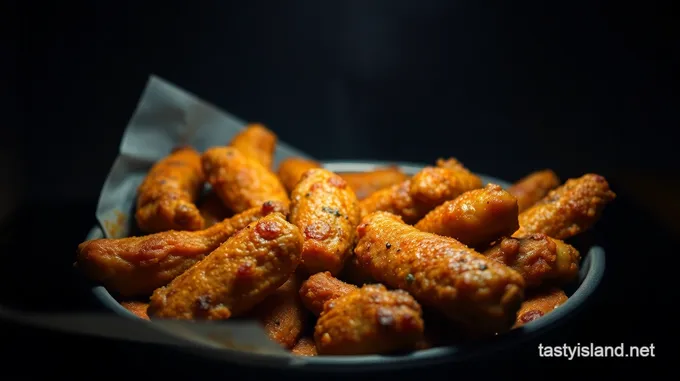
[249,274,308,349]
[415,184,519,249]
[513,288,568,328]
[277,157,322,194]
[515,174,616,240]
[148,212,303,320]
[314,284,424,355]
[508,169,561,212]
[354,212,525,335]
[290,168,361,275]
[77,201,287,297]
[135,146,205,233]
[339,166,409,201]
[299,271,358,316]
[484,234,580,288]
[229,123,277,169]
[202,147,290,213]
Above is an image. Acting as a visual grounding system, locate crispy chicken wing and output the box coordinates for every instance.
[229,123,277,169]
[299,271,358,316]
[339,166,409,201]
[314,284,424,355]
[515,174,616,240]
[290,169,361,275]
[249,274,308,349]
[415,184,519,249]
[202,147,290,213]
[485,234,580,288]
[77,201,287,297]
[508,169,561,212]
[354,212,525,335]
[135,147,205,233]
[277,157,322,194]
[513,288,568,328]
[148,212,303,320]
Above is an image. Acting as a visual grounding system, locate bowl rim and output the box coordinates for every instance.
[87,160,606,371]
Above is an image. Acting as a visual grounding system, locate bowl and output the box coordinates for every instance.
[87,161,605,371]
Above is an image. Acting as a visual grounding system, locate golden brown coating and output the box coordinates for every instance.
[277,157,322,194]
[354,212,525,335]
[513,288,568,328]
[360,166,483,224]
[299,271,358,316]
[515,174,616,240]
[202,147,290,213]
[508,169,561,212]
[229,123,277,169]
[148,212,303,320]
[135,147,205,233]
[339,167,409,201]
[291,336,318,356]
[414,184,519,249]
[249,274,307,349]
[436,157,471,172]
[314,284,424,355]
[290,168,361,275]
[198,190,233,228]
[77,201,287,297]
[120,301,150,320]
[484,234,580,288]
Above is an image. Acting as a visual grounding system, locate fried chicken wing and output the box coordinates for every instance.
[229,123,277,169]
[360,165,482,224]
[299,271,358,316]
[77,201,287,297]
[415,184,519,249]
[354,212,525,335]
[277,157,322,193]
[508,169,561,212]
[202,147,290,213]
[314,284,424,355]
[515,174,616,240]
[120,301,149,320]
[513,288,568,328]
[291,336,318,356]
[249,274,308,349]
[484,234,580,288]
[135,147,205,233]
[339,167,409,201]
[148,212,303,320]
[290,168,361,275]
[198,190,232,228]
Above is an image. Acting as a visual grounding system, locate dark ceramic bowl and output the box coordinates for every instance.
[87,161,605,371]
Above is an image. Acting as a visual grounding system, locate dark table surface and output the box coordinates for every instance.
[0,174,667,376]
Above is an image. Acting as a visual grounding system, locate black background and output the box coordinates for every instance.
[2,0,673,376]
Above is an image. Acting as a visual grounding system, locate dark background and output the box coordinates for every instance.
[2,0,673,376]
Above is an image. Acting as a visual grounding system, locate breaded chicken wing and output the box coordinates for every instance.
[291,336,317,356]
[339,166,409,201]
[77,201,287,297]
[513,288,568,328]
[299,271,358,316]
[484,234,580,288]
[315,284,424,355]
[249,274,308,349]
[202,147,290,213]
[515,174,616,240]
[120,301,149,320]
[148,212,303,320]
[290,169,361,275]
[277,157,322,194]
[508,169,561,212]
[135,147,205,233]
[229,123,277,169]
[415,184,519,249]
[198,190,232,228]
[355,212,525,335]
